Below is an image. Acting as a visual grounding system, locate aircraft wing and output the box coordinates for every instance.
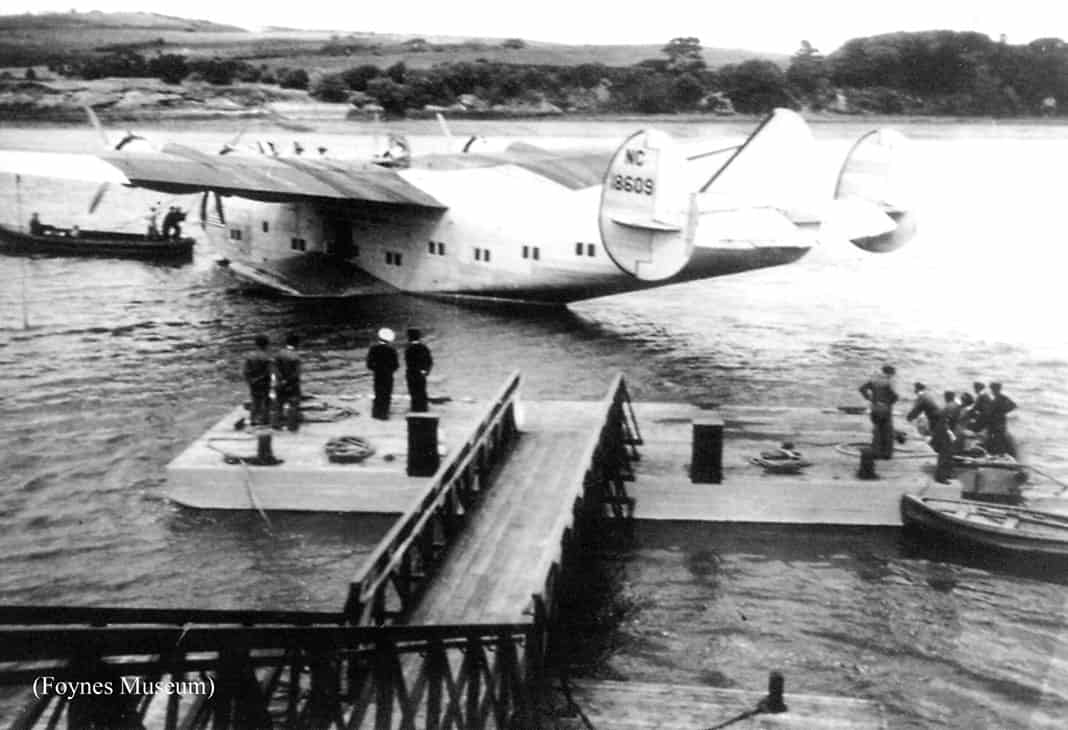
[0,146,446,209]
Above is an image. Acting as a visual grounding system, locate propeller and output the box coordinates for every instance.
[218,125,247,155]
[114,131,146,150]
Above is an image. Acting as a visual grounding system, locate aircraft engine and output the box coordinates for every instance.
[833,128,917,253]
[598,130,696,281]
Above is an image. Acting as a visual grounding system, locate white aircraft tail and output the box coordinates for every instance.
[830,128,918,252]
[598,130,697,281]
[698,109,816,207]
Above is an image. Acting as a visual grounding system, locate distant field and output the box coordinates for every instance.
[0,22,785,70]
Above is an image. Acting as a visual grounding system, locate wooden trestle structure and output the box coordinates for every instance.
[0,373,642,729]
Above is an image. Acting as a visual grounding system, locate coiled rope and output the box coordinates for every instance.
[325,436,376,464]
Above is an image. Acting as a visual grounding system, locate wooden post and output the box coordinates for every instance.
[691,414,724,483]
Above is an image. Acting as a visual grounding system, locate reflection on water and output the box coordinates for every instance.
[0,121,1066,727]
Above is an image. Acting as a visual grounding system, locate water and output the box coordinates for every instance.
[0,119,1066,727]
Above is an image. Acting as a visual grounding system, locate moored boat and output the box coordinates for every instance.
[900,493,1068,556]
[0,222,193,260]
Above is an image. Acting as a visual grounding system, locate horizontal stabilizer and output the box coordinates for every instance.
[823,198,897,241]
[609,215,683,232]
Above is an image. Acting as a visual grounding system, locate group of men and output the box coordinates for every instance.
[860,366,1018,484]
[366,327,433,420]
[241,327,434,429]
[243,334,303,430]
[146,203,186,240]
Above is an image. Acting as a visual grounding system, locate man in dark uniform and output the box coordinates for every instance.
[243,334,273,426]
[907,382,954,484]
[986,381,1018,457]
[405,328,433,413]
[273,333,302,431]
[859,364,898,459]
[971,381,993,433]
[366,328,398,420]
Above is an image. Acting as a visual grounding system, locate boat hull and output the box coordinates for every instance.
[901,494,1068,556]
[0,223,193,260]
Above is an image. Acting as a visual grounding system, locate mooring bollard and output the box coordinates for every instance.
[857,446,877,480]
[255,431,280,465]
[690,414,724,484]
[764,670,787,713]
[407,413,440,477]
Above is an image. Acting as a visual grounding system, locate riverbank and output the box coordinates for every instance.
[3,75,1067,127]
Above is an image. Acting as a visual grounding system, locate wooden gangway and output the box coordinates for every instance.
[345,372,640,628]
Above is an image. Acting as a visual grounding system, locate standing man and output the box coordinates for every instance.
[405,328,433,413]
[146,202,161,239]
[986,381,1018,457]
[366,328,399,420]
[244,334,274,426]
[273,333,302,431]
[161,206,177,239]
[859,364,898,459]
[907,382,954,484]
[971,381,993,433]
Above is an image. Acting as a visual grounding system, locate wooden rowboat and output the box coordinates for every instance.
[901,494,1068,556]
[0,222,193,260]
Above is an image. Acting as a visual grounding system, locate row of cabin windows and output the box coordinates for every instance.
[291,237,307,251]
[473,247,492,262]
[522,245,541,260]
[385,251,403,266]
[427,241,446,256]
[576,242,597,257]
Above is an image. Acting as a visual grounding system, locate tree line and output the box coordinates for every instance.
[32,30,1068,117]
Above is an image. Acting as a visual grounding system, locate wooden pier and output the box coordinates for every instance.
[629,401,965,526]
[1,374,949,728]
[567,679,887,729]
[166,396,493,513]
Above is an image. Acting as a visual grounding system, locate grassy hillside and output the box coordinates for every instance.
[0,11,785,69]
[0,11,242,32]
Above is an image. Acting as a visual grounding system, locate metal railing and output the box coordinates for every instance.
[527,374,639,666]
[1,616,533,729]
[345,371,522,626]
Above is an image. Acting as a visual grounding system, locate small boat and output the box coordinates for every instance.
[0,222,193,260]
[901,494,1068,556]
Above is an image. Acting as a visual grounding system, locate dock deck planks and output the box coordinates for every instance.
[165,397,489,513]
[630,402,973,526]
[409,400,606,625]
[568,679,887,729]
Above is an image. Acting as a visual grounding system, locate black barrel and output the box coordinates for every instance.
[407,413,440,477]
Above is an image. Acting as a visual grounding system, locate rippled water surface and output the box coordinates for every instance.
[0,119,1066,727]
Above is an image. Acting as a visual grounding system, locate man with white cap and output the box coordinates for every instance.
[366,327,399,419]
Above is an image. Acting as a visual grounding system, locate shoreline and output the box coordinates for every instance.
[1,78,1066,128]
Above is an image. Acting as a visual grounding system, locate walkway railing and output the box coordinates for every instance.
[528,374,640,662]
[0,612,533,729]
[345,371,522,626]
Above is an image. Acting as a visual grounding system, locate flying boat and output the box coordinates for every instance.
[0,109,916,303]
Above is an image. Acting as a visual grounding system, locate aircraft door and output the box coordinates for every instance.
[232,209,252,257]
[324,212,353,258]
